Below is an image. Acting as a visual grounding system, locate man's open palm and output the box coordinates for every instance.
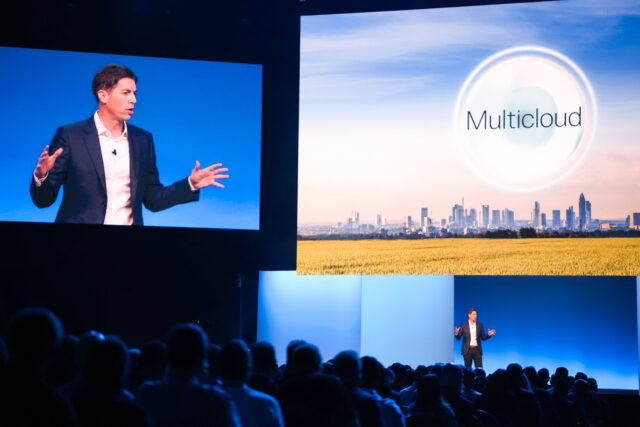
[35,145,63,179]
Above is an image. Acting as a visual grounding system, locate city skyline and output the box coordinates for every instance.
[298,1,640,225]
[298,192,633,226]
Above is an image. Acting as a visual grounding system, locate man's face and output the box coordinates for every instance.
[98,77,136,121]
[468,310,477,322]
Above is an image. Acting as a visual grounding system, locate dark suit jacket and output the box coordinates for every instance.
[455,321,491,355]
[30,117,199,225]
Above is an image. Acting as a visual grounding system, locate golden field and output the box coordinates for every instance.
[297,238,640,275]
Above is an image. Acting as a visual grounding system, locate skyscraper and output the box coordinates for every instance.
[351,211,360,229]
[586,201,592,228]
[552,210,561,229]
[579,193,586,230]
[452,204,464,227]
[421,207,429,228]
[532,201,540,228]
[482,205,490,227]
[468,208,477,227]
[502,209,515,228]
[541,213,547,228]
[405,216,413,228]
[376,213,382,228]
[492,209,501,226]
[566,206,575,230]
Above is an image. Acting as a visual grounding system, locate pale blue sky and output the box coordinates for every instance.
[299,0,640,224]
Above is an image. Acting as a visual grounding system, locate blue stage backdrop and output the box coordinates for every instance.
[257,271,454,367]
[454,276,639,390]
[0,46,262,229]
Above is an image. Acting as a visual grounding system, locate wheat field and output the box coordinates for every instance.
[297,238,640,275]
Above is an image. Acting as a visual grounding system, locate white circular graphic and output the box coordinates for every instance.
[453,46,597,191]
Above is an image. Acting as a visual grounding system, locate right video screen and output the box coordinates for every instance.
[297,0,640,275]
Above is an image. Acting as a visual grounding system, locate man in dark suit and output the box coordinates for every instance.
[30,64,228,225]
[455,308,495,369]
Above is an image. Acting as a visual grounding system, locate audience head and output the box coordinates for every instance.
[360,356,383,389]
[506,363,524,389]
[414,375,443,410]
[166,323,208,374]
[205,343,222,380]
[83,335,129,393]
[537,367,550,386]
[441,363,463,392]
[46,334,79,387]
[219,339,251,383]
[250,341,277,375]
[429,363,443,378]
[288,342,322,376]
[462,367,475,388]
[575,371,588,381]
[6,307,63,372]
[286,339,307,365]
[76,330,106,375]
[555,366,569,380]
[587,377,598,392]
[333,350,361,389]
[523,366,537,387]
[572,378,590,396]
[139,340,168,381]
[322,361,335,375]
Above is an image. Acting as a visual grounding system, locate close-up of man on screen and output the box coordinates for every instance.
[29,64,229,225]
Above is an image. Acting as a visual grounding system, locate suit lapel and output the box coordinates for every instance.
[84,118,107,193]
[129,127,140,204]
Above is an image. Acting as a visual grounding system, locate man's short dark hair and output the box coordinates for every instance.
[166,323,208,373]
[92,64,137,103]
[468,308,477,315]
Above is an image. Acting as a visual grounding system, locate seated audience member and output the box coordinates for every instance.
[523,366,556,427]
[389,363,412,393]
[202,343,223,386]
[46,334,79,388]
[473,368,486,392]
[406,374,457,427]
[569,378,606,427]
[219,339,284,427]
[138,340,168,385]
[537,368,551,389]
[377,367,401,405]
[0,307,77,427]
[550,370,578,427]
[399,365,430,407]
[360,355,406,427]
[63,330,106,395]
[461,367,481,405]
[333,350,383,427]
[135,323,241,426]
[248,341,280,396]
[475,369,518,427]
[278,343,357,427]
[440,363,479,427]
[505,363,542,427]
[68,335,149,426]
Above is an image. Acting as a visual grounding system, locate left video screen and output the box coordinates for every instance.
[1,46,262,230]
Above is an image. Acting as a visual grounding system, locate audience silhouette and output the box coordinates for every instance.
[0,306,623,427]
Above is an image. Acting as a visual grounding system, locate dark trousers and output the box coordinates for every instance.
[463,346,483,368]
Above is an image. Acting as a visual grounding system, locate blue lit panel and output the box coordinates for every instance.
[361,275,454,367]
[454,276,639,390]
[257,271,362,365]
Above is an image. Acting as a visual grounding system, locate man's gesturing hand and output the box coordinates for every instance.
[189,161,229,190]
[35,145,63,180]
